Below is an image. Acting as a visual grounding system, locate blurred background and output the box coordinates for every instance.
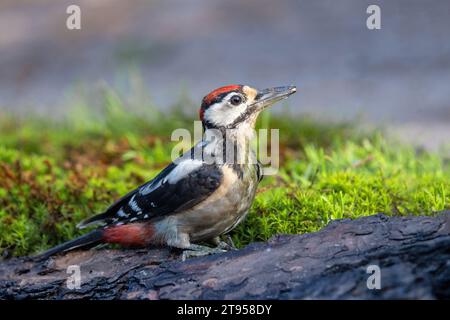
[0,0,449,150]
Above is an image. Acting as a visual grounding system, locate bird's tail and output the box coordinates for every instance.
[34,229,104,261]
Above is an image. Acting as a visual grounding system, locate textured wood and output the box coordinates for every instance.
[1,212,449,299]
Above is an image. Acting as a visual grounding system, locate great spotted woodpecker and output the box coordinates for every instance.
[37,85,296,260]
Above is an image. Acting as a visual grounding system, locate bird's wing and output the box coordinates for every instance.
[77,157,222,228]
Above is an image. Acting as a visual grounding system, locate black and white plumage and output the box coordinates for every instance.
[78,148,223,229]
[37,84,296,260]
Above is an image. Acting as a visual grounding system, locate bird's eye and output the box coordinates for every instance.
[230,95,242,106]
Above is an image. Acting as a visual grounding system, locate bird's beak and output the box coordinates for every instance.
[252,86,297,111]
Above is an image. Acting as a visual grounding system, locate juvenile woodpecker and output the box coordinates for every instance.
[37,84,296,260]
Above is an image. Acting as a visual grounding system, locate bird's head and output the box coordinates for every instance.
[199,85,297,130]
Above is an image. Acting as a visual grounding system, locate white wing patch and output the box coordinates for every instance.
[165,159,203,184]
[140,179,162,195]
[129,194,141,212]
[139,158,203,196]
[117,208,128,218]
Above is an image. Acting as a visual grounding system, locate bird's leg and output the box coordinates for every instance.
[225,235,237,250]
[210,235,237,251]
[181,244,227,261]
[166,231,227,261]
[166,230,227,261]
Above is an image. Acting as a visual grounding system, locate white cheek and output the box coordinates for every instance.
[205,103,246,126]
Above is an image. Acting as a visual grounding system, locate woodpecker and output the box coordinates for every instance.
[37,84,297,260]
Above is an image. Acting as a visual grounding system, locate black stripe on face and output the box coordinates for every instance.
[201,90,241,110]
[201,90,248,129]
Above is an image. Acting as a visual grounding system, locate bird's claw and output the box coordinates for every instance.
[216,240,237,251]
[225,235,237,250]
[181,244,227,261]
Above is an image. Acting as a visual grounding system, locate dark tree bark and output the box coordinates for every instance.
[1,212,449,299]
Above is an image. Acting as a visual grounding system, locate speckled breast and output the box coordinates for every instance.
[177,162,260,242]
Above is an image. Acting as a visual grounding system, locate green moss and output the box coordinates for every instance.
[232,136,449,247]
[0,92,448,257]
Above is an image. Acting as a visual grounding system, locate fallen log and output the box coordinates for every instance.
[1,212,449,299]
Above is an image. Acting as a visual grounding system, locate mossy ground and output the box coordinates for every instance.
[0,89,449,257]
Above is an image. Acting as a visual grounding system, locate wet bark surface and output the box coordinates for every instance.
[1,212,449,299]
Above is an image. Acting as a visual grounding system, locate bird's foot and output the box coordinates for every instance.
[224,235,237,250]
[216,240,237,251]
[181,244,227,261]
[210,235,237,251]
